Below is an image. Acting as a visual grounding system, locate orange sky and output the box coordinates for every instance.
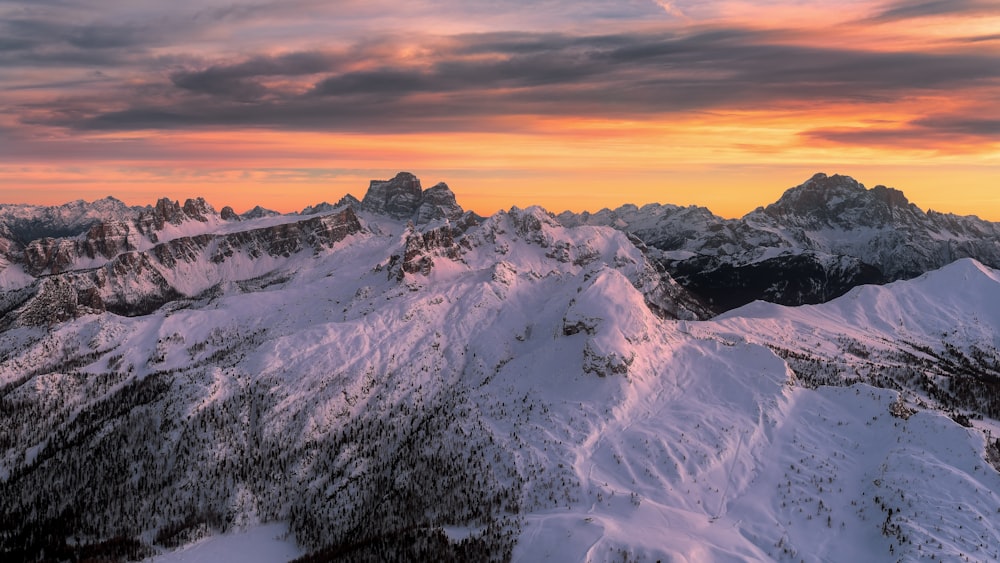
[1,0,998,219]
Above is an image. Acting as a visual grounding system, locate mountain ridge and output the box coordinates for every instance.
[5,171,999,310]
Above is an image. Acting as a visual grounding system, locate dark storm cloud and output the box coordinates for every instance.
[309,46,602,97]
[65,23,152,49]
[21,29,1000,138]
[869,0,1000,21]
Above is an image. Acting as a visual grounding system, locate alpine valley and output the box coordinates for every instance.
[1,172,999,562]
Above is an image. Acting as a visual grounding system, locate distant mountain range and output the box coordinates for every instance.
[560,172,1000,312]
[1,172,999,562]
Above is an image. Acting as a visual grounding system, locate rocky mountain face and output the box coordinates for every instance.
[1,173,999,563]
[362,171,469,224]
[560,173,1000,312]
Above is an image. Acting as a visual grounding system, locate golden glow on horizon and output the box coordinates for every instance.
[2,123,998,220]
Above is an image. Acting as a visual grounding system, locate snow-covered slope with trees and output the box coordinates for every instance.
[1,173,998,562]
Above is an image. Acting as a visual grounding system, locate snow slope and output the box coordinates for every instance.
[710,258,1000,420]
[150,523,303,563]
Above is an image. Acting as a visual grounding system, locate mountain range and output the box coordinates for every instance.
[1,172,999,562]
[560,172,1000,312]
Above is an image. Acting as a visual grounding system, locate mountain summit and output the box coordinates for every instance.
[360,171,466,223]
[756,172,918,229]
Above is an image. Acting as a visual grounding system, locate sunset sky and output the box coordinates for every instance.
[1,0,998,218]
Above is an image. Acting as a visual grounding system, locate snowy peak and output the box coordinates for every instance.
[711,257,1000,422]
[0,196,141,243]
[361,172,465,223]
[557,203,727,253]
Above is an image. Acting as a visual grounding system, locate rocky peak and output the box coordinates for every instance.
[763,173,865,216]
[336,193,361,209]
[300,202,336,216]
[134,197,219,241]
[754,173,922,229]
[151,198,186,227]
[182,198,215,222]
[510,206,560,238]
[360,172,466,224]
[241,205,280,220]
[220,206,240,221]
[302,194,363,216]
[362,172,424,219]
[413,182,463,224]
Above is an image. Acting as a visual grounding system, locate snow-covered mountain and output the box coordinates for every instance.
[560,173,1000,312]
[1,173,999,562]
[0,196,143,243]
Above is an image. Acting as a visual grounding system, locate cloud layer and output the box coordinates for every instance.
[11,27,998,143]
